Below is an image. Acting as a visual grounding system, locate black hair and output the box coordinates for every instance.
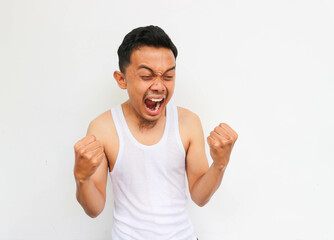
[117,25,178,73]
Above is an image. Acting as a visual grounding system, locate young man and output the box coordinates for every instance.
[74,25,238,240]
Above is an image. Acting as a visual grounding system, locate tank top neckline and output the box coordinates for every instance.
[117,104,171,150]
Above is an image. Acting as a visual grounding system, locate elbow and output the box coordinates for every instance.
[87,211,100,218]
[196,200,209,207]
[76,196,104,218]
[192,195,209,207]
[85,208,103,218]
[197,202,206,207]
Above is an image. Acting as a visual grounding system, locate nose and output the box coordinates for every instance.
[150,76,166,92]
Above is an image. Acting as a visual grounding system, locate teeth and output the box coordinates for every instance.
[150,98,163,102]
[154,102,161,111]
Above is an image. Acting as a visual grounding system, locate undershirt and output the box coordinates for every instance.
[109,103,197,240]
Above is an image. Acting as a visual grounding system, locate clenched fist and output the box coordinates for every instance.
[74,135,107,182]
[207,123,238,170]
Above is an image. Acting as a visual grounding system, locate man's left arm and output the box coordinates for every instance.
[186,115,238,207]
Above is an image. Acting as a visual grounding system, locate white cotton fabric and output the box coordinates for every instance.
[109,104,196,240]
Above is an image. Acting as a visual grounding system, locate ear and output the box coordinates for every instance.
[113,71,127,89]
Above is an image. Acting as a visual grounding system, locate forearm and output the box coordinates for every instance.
[75,178,105,218]
[190,162,226,207]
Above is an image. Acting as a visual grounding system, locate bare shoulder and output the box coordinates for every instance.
[87,110,115,144]
[177,106,202,128]
[177,106,203,152]
[92,109,112,124]
[87,109,119,172]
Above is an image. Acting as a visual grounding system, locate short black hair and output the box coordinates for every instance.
[117,25,178,73]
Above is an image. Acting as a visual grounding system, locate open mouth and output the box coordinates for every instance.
[144,97,165,115]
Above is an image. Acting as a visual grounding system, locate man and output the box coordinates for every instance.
[74,25,238,240]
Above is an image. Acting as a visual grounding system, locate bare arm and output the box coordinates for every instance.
[74,119,109,218]
[189,160,226,207]
[185,112,238,207]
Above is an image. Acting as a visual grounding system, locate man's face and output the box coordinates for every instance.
[123,46,176,123]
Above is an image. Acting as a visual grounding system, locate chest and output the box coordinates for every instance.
[103,113,190,172]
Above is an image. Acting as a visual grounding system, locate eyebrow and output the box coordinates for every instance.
[137,65,176,75]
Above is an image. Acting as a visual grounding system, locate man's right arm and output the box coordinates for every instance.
[74,119,109,218]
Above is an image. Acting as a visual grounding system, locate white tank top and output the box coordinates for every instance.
[109,104,197,240]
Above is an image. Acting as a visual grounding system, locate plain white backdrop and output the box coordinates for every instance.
[1,0,333,239]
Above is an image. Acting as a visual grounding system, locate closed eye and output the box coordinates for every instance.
[141,76,153,80]
[164,75,174,80]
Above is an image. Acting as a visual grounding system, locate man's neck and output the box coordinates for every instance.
[122,101,166,132]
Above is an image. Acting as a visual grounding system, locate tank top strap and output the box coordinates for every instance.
[110,105,125,175]
[168,104,186,157]
[110,105,125,143]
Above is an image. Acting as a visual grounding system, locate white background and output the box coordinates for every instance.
[1,0,333,239]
